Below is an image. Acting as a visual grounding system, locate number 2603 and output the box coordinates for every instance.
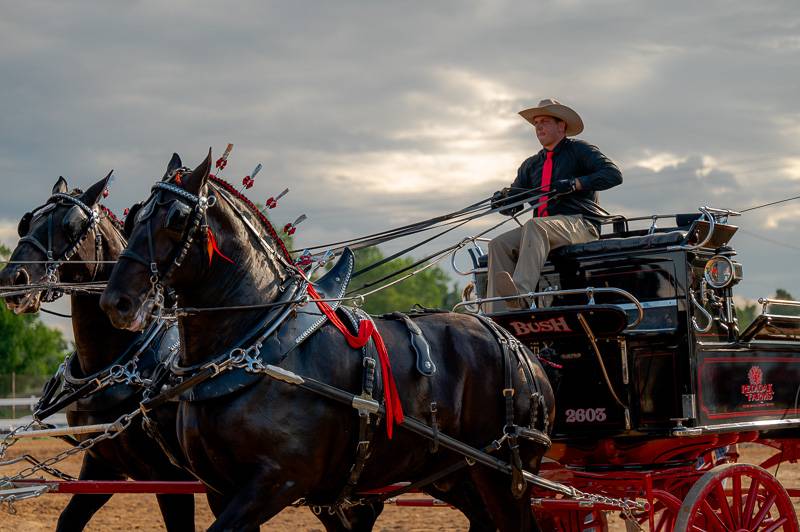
[564,408,607,423]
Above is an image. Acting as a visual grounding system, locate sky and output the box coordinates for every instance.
[1,0,799,335]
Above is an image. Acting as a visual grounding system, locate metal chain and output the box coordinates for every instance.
[0,419,44,461]
[570,489,645,529]
[2,408,141,483]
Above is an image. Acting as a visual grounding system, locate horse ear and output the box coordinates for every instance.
[52,176,68,195]
[80,170,113,206]
[162,153,183,181]
[181,149,212,195]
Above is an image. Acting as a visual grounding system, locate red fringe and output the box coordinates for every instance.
[307,285,404,438]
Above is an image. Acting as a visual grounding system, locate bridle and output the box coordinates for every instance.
[118,170,297,321]
[118,170,214,317]
[17,193,105,302]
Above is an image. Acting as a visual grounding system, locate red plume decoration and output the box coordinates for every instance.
[206,227,235,267]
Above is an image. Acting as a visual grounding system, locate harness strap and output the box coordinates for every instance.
[307,284,404,438]
[333,307,380,515]
[473,314,531,499]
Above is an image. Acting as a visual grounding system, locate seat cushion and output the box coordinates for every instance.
[475,230,687,268]
[550,231,687,260]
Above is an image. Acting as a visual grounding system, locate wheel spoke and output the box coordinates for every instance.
[712,482,735,527]
[742,477,760,528]
[655,510,673,532]
[763,516,788,532]
[701,499,728,532]
[749,493,777,528]
[732,473,742,524]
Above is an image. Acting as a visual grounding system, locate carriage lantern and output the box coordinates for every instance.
[703,255,741,289]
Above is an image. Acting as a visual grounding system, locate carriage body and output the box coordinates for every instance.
[470,213,800,449]
[462,210,800,529]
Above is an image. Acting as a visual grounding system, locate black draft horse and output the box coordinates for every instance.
[100,152,555,532]
[0,175,195,532]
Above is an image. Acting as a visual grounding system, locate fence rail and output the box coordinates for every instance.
[0,396,39,408]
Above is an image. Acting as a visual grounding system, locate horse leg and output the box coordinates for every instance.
[312,501,384,532]
[427,480,496,532]
[55,453,125,532]
[469,466,539,532]
[206,471,306,532]
[155,493,196,532]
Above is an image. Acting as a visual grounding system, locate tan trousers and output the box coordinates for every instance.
[486,215,599,312]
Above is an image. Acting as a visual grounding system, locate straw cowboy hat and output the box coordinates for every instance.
[519,98,584,136]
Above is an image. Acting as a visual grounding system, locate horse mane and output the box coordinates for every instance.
[208,175,292,262]
[99,205,124,230]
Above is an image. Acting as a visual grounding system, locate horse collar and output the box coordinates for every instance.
[175,249,356,402]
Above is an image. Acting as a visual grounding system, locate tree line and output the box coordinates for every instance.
[1,237,797,380]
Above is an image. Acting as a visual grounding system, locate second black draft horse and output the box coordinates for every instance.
[100,152,555,531]
[0,175,195,531]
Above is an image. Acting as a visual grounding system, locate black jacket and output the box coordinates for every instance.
[511,137,622,227]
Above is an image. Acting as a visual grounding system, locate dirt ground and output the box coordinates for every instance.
[0,439,798,531]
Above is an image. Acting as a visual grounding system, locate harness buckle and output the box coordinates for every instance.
[503,388,515,397]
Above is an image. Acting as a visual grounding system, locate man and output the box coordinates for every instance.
[486,98,622,313]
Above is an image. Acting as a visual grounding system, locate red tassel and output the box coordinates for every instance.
[206,227,235,267]
[306,285,404,438]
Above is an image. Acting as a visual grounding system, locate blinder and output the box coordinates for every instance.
[164,201,192,234]
[17,203,57,237]
[124,202,143,238]
[17,212,32,237]
[62,205,89,239]
[136,197,157,224]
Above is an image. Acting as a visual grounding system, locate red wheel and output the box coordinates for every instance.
[632,490,681,532]
[674,463,798,531]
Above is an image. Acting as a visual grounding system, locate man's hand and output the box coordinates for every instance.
[554,178,578,194]
[491,188,522,216]
[490,189,508,210]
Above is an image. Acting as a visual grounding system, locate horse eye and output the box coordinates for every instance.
[17,212,32,237]
[164,202,191,233]
[62,206,88,237]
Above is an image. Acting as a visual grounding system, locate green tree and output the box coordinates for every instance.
[349,247,459,315]
[0,244,69,377]
[736,288,800,330]
[771,289,800,316]
[735,300,757,330]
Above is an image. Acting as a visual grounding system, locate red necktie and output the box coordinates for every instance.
[537,151,554,217]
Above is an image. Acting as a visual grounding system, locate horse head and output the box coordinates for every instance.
[0,172,123,314]
[101,150,288,334]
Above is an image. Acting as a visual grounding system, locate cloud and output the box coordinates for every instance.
[0,0,798,303]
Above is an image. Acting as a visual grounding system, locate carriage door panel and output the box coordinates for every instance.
[550,336,629,438]
[695,347,800,426]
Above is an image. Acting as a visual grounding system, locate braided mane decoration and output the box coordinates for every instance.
[99,205,123,229]
[208,175,292,262]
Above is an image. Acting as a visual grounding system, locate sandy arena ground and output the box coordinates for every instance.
[0,439,798,531]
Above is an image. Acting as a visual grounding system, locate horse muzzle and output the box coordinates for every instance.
[100,291,154,332]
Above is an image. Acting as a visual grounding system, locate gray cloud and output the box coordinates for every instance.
[1,0,799,314]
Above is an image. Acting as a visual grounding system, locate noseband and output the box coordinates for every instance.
[17,193,103,302]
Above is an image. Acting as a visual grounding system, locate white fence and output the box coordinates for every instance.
[0,396,39,408]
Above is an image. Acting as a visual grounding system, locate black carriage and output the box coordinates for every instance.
[457,207,800,530]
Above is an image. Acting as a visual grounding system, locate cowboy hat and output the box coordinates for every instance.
[519,98,584,136]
